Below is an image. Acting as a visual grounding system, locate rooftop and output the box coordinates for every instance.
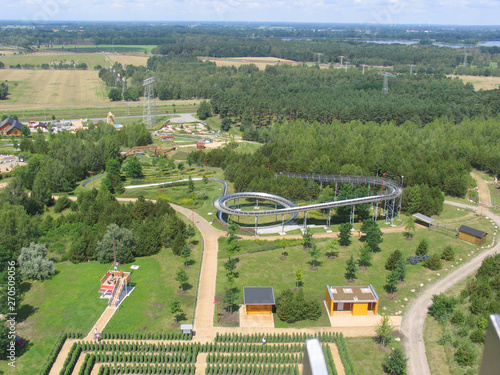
[327,285,378,303]
[243,287,275,305]
[458,225,487,238]
[412,213,436,224]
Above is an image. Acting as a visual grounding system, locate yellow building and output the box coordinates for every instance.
[325,285,379,316]
[458,225,487,246]
[243,287,275,314]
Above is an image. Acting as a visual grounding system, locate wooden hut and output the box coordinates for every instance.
[325,285,379,316]
[243,287,275,314]
[458,225,487,246]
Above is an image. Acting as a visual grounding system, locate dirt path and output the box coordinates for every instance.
[471,171,492,206]
[328,343,346,375]
[48,339,78,375]
[401,201,499,375]
[195,353,208,375]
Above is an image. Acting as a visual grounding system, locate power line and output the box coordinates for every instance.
[143,77,155,128]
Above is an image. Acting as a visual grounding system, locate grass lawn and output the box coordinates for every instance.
[345,337,402,375]
[0,261,109,375]
[214,212,496,326]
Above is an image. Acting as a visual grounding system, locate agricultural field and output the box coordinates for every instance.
[0,69,108,109]
[200,56,301,70]
[0,52,149,69]
[452,75,500,90]
[49,44,157,54]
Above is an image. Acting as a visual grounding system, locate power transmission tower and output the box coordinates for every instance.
[408,64,416,75]
[378,71,397,94]
[313,52,323,65]
[143,77,155,127]
[122,77,126,98]
[338,55,345,67]
[362,64,368,75]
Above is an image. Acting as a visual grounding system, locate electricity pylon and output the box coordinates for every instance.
[143,77,155,127]
[378,71,397,94]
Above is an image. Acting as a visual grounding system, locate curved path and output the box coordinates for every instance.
[401,200,498,374]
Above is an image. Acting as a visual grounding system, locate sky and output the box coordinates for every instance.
[2,0,499,26]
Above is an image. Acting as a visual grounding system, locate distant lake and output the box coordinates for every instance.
[481,41,500,47]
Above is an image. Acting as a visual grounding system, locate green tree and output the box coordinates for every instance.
[172,231,186,256]
[441,245,455,261]
[454,343,476,367]
[108,88,122,101]
[197,100,212,120]
[326,238,339,259]
[170,298,183,323]
[103,158,123,194]
[384,348,407,375]
[123,156,143,178]
[0,82,8,100]
[0,323,12,359]
[424,254,442,270]
[428,294,458,323]
[175,268,189,291]
[375,316,393,346]
[17,242,55,280]
[345,255,357,281]
[365,224,383,252]
[221,117,232,132]
[188,176,195,193]
[223,286,238,314]
[21,125,30,137]
[403,216,416,240]
[338,222,352,246]
[96,224,135,264]
[384,270,399,294]
[385,250,402,270]
[181,246,191,267]
[309,244,321,269]
[416,239,429,256]
[295,266,303,288]
[358,243,373,268]
[223,257,239,278]
[394,257,407,282]
[302,229,313,250]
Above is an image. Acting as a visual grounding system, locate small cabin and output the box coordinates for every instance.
[458,225,487,246]
[412,213,436,228]
[196,141,206,149]
[325,285,379,316]
[0,117,23,136]
[243,287,275,314]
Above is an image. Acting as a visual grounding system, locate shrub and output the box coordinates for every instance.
[17,242,55,280]
[454,343,477,367]
[450,311,465,325]
[428,294,458,323]
[385,250,402,270]
[424,254,442,270]
[54,196,72,213]
[441,246,455,261]
[416,239,429,256]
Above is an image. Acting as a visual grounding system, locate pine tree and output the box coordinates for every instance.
[309,244,321,269]
[175,268,189,291]
[394,257,407,282]
[358,243,372,268]
[344,255,357,281]
[181,246,191,267]
[338,223,352,246]
[384,270,399,294]
[416,239,429,256]
[385,250,402,270]
[384,348,407,375]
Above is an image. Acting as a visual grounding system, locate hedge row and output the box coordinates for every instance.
[59,343,82,375]
[322,344,338,375]
[207,353,303,365]
[84,341,198,353]
[215,332,339,344]
[100,332,192,341]
[200,343,304,354]
[98,363,195,374]
[94,352,197,364]
[38,332,86,375]
[78,353,96,375]
[336,334,355,375]
[205,364,300,375]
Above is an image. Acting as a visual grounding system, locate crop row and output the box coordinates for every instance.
[322,344,338,375]
[39,332,84,375]
[96,363,196,374]
[100,332,192,341]
[205,364,300,375]
[206,352,303,365]
[79,354,96,375]
[215,332,339,344]
[81,341,199,353]
[336,334,355,375]
[93,352,197,364]
[59,342,82,375]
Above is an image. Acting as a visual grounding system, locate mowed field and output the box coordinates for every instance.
[451,75,500,90]
[0,52,149,68]
[200,56,301,70]
[0,69,108,109]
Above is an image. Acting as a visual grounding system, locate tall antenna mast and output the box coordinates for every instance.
[462,51,468,66]
[143,77,156,128]
[408,64,416,75]
[378,71,397,94]
[362,64,368,75]
[338,55,345,67]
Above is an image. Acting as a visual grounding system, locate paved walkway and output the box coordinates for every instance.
[83,306,117,341]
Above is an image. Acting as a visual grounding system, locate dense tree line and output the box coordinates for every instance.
[0,82,8,100]
[190,116,500,215]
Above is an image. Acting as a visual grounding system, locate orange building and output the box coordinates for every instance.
[325,285,379,316]
[243,287,275,314]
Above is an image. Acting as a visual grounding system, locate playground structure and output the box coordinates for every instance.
[98,270,132,307]
[158,135,176,142]
[214,173,403,233]
[123,144,177,158]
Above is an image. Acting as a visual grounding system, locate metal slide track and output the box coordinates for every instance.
[214,173,403,217]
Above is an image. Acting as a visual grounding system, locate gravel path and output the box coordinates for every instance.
[401,175,497,375]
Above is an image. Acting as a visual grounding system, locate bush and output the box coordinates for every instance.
[275,289,321,323]
[424,254,442,270]
[454,343,477,367]
[383,348,407,375]
[450,310,465,325]
[416,239,429,256]
[470,328,485,344]
[428,294,458,323]
[385,250,402,270]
